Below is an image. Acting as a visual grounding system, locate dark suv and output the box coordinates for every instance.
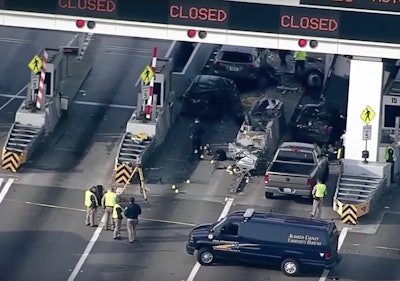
[212,45,278,87]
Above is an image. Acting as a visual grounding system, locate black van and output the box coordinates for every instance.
[186,209,342,276]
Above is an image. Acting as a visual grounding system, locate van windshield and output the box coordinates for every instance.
[211,217,227,232]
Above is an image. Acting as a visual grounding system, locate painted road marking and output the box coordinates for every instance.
[0,94,136,110]
[0,85,28,111]
[0,178,15,205]
[5,198,197,227]
[73,100,136,109]
[318,227,349,281]
[185,198,234,281]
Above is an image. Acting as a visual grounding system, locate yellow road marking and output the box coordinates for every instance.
[5,198,196,227]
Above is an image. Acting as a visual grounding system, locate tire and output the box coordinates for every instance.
[281,258,300,276]
[303,69,323,89]
[197,247,215,266]
[265,192,274,199]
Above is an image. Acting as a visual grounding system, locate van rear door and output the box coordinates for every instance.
[327,223,339,262]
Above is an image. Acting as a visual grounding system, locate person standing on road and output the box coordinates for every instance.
[189,118,204,159]
[294,51,307,75]
[310,179,327,219]
[278,50,290,70]
[385,142,397,183]
[85,186,99,227]
[112,197,124,240]
[101,187,117,231]
[124,197,142,243]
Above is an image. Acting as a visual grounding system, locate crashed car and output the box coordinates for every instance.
[291,104,338,145]
[181,75,244,123]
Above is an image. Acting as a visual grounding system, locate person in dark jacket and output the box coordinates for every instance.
[189,118,204,159]
[124,197,142,243]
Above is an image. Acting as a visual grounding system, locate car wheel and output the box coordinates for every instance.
[197,247,215,266]
[281,258,300,276]
[304,69,323,89]
[265,192,274,199]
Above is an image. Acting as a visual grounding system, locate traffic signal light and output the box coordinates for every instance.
[298,39,318,49]
[75,20,96,29]
[187,30,207,39]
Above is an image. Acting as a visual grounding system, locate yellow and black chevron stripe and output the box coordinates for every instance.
[1,149,25,173]
[115,163,133,184]
[341,204,357,225]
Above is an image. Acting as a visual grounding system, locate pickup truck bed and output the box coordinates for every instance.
[268,162,314,176]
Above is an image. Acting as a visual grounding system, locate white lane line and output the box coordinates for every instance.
[0,37,31,44]
[67,212,107,281]
[0,85,28,111]
[185,198,234,281]
[67,34,79,47]
[0,94,137,110]
[73,100,136,109]
[0,178,15,205]
[318,227,349,281]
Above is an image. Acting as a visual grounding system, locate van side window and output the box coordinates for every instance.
[221,222,239,236]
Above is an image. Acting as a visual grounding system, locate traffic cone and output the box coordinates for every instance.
[171,184,176,190]
[186,179,191,184]
[210,159,215,164]
[175,189,179,194]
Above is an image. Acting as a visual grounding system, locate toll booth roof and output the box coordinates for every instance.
[154,58,170,73]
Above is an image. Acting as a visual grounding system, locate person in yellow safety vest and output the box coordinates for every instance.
[293,51,307,75]
[112,197,124,240]
[310,179,327,219]
[85,186,99,227]
[101,187,117,231]
[385,141,397,183]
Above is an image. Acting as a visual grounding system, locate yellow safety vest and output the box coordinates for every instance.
[314,183,327,198]
[384,145,396,162]
[294,51,307,61]
[104,191,117,207]
[85,190,98,208]
[112,203,123,219]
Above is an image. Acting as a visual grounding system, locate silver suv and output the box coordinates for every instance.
[212,45,273,87]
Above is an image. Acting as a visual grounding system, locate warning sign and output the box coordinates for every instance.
[28,55,43,74]
[140,66,154,86]
[360,105,375,125]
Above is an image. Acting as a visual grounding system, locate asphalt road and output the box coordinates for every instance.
[0,30,172,280]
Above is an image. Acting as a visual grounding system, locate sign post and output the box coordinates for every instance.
[360,105,376,163]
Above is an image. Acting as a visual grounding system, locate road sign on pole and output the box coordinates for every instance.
[362,125,372,140]
[28,55,43,74]
[360,105,376,125]
[30,75,39,90]
[140,65,154,86]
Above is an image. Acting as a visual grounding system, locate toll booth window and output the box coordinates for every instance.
[384,105,399,128]
[45,72,51,96]
[154,82,161,106]
[220,222,239,236]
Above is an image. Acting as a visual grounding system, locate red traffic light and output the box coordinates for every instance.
[76,19,85,28]
[187,29,196,38]
[298,39,307,48]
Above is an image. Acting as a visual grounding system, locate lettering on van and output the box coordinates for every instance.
[288,234,322,246]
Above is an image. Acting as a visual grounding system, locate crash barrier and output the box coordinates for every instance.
[114,132,154,184]
[2,122,44,172]
[333,159,391,225]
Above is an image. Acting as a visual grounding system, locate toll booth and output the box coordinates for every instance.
[2,49,64,173]
[113,57,174,185]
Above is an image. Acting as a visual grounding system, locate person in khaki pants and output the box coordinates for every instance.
[112,197,124,240]
[124,197,142,243]
[85,186,99,227]
[101,187,117,231]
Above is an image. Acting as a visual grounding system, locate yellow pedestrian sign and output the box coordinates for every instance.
[140,66,154,85]
[360,105,375,125]
[28,55,43,74]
